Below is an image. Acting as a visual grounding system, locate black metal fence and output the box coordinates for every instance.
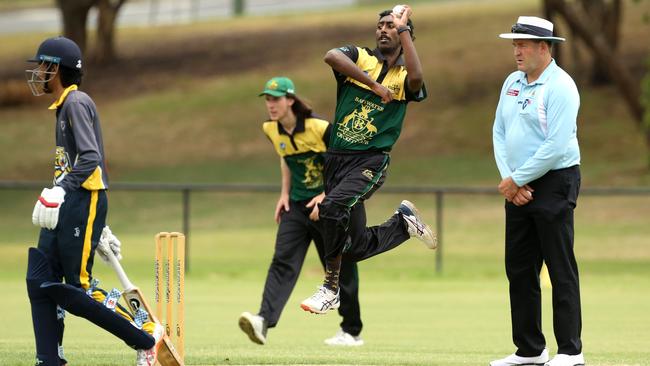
[2,180,649,273]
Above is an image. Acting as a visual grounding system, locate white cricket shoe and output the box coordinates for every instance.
[544,353,585,366]
[136,322,164,366]
[300,286,340,314]
[324,329,364,346]
[238,311,267,345]
[489,348,549,366]
[397,200,437,249]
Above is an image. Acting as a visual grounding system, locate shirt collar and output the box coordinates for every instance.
[277,115,305,136]
[518,59,557,86]
[48,84,78,110]
[372,48,405,66]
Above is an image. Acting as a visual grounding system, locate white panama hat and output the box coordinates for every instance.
[499,16,565,42]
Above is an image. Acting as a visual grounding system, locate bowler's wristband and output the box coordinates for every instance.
[398,26,411,35]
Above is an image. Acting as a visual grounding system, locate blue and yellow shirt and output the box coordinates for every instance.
[329,45,427,152]
[493,59,581,186]
[263,116,331,201]
[50,85,108,191]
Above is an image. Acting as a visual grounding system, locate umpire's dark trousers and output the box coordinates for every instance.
[259,199,363,336]
[505,166,582,357]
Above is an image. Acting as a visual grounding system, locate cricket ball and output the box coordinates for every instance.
[392,5,405,17]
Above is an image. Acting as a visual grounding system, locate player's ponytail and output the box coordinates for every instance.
[289,95,313,120]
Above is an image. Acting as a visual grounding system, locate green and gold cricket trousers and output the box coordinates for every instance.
[318,151,411,263]
[259,198,363,336]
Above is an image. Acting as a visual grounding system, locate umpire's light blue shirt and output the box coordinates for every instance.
[493,59,581,186]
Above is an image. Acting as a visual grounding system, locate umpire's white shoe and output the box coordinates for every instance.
[489,348,549,366]
[324,329,364,346]
[136,322,164,366]
[397,200,437,249]
[238,311,267,345]
[300,286,340,314]
[544,353,584,366]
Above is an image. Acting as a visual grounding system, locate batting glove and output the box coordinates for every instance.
[32,186,66,229]
[97,225,122,263]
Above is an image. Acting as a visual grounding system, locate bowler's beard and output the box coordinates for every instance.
[377,41,400,57]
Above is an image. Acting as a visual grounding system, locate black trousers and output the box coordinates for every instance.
[258,199,363,336]
[318,151,410,262]
[504,166,582,356]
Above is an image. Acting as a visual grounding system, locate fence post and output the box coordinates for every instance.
[435,190,443,273]
[148,0,159,25]
[233,0,244,16]
[182,188,190,272]
[191,0,200,22]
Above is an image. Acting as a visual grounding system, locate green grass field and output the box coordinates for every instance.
[1,192,649,366]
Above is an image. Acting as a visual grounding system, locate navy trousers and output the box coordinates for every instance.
[29,189,153,366]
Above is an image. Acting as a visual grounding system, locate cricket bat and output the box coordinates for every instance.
[97,241,184,366]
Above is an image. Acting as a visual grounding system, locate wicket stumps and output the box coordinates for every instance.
[155,232,185,363]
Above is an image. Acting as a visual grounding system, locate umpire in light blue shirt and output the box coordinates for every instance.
[490,16,584,366]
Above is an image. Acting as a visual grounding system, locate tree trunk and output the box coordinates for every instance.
[569,25,583,82]
[604,0,621,49]
[543,0,563,66]
[646,132,650,169]
[580,0,621,85]
[93,0,127,63]
[55,0,95,53]
[547,0,648,169]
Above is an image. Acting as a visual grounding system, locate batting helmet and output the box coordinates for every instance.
[26,36,83,96]
[28,36,83,70]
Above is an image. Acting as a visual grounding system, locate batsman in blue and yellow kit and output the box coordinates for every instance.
[25,36,163,366]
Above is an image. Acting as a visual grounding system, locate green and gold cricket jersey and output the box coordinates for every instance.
[330,46,427,152]
[263,116,331,201]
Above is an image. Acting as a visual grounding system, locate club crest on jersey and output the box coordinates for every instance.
[279,142,286,150]
[298,155,324,189]
[522,98,533,110]
[54,147,72,184]
[337,98,382,145]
